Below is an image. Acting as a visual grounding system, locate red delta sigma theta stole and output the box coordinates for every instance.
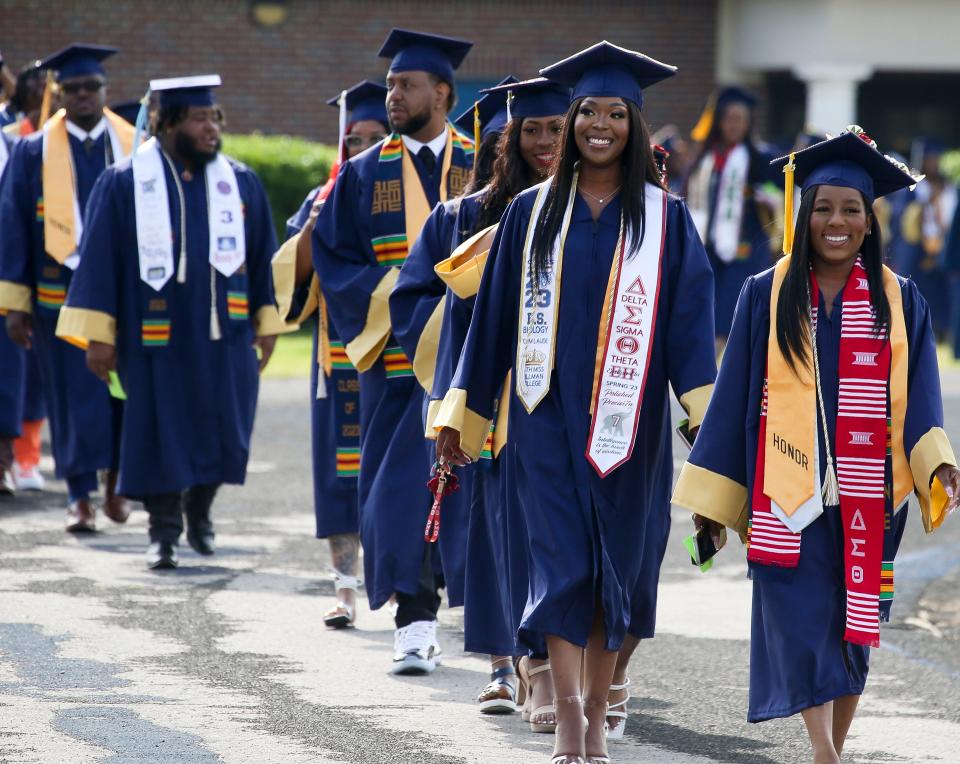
[751,257,889,647]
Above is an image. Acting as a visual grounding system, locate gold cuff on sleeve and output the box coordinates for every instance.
[0,280,32,314]
[345,268,398,372]
[434,224,496,299]
[55,306,116,348]
[424,398,443,440]
[432,387,492,461]
[671,461,749,536]
[909,426,957,533]
[253,304,295,337]
[679,383,714,430]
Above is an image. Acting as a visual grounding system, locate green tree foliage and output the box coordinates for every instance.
[222,133,336,242]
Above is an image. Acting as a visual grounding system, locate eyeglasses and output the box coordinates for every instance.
[60,79,105,95]
[344,133,386,149]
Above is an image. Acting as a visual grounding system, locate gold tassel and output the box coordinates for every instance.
[38,70,57,127]
[472,101,480,171]
[782,152,796,255]
[690,92,716,143]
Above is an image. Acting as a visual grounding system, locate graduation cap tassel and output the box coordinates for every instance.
[337,89,348,164]
[782,152,796,256]
[38,70,57,128]
[132,89,151,151]
[690,91,716,143]
[473,101,480,171]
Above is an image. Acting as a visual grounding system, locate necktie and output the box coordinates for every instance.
[417,145,436,175]
[83,137,94,155]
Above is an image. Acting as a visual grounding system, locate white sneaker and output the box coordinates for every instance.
[391,620,441,675]
[0,469,14,496]
[14,464,45,491]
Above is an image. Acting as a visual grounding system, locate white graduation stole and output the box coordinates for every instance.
[0,136,9,178]
[133,137,245,292]
[586,184,666,476]
[688,143,749,264]
[515,178,576,412]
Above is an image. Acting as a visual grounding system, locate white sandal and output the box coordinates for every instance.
[323,571,360,629]
[605,678,630,740]
[526,662,557,733]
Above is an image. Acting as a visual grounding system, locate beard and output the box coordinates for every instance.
[175,131,221,166]
[389,108,431,137]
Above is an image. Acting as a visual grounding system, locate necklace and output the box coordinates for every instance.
[578,183,621,204]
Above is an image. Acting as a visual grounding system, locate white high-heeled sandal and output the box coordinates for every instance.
[605,678,630,740]
[323,571,360,629]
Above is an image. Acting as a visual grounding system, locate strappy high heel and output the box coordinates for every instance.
[584,698,611,763]
[323,571,360,629]
[606,678,630,740]
[551,695,586,764]
[526,661,557,733]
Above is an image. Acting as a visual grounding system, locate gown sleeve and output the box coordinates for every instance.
[239,167,285,337]
[272,187,319,324]
[0,142,36,312]
[432,195,524,459]
[389,202,454,393]
[312,160,397,371]
[55,169,121,345]
[900,278,957,531]
[665,198,717,428]
[671,275,757,533]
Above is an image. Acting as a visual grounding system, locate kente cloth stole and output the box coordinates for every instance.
[369,125,473,267]
[42,107,134,267]
[751,256,891,647]
[515,174,667,477]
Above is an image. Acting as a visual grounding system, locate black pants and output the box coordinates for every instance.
[143,483,220,543]
[395,543,444,628]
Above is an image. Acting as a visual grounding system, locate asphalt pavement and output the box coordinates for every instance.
[0,375,958,763]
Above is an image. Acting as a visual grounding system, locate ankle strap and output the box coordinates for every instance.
[331,570,362,591]
[528,662,552,677]
[555,694,583,706]
[491,665,516,680]
[583,698,608,710]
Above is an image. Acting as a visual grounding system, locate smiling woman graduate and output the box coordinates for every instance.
[673,127,960,764]
[435,41,717,764]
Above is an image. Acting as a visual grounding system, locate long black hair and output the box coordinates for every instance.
[530,97,664,287]
[462,130,500,196]
[470,118,540,235]
[776,185,890,373]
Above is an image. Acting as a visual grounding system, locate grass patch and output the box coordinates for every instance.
[264,325,314,379]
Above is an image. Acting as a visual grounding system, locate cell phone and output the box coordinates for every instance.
[675,418,695,451]
[684,524,727,572]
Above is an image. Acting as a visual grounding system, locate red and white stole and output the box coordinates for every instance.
[750,257,889,647]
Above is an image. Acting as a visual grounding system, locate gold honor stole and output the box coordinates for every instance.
[42,108,134,265]
[763,256,911,521]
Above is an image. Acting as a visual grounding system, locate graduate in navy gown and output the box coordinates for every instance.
[673,128,960,763]
[389,77,521,676]
[426,76,567,722]
[272,80,387,628]
[889,139,956,338]
[436,42,717,763]
[56,75,285,570]
[684,86,781,342]
[0,44,133,529]
[313,29,475,675]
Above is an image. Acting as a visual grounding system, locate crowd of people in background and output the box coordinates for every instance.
[1,32,959,764]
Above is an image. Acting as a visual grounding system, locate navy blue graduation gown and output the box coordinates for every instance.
[285,188,359,538]
[686,144,778,338]
[0,330,24,437]
[431,190,533,656]
[0,131,117,479]
[58,153,279,498]
[674,267,950,722]
[442,186,717,651]
[313,142,457,610]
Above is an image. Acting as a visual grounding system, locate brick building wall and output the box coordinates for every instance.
[1,0,717,144]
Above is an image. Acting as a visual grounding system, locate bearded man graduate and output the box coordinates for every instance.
[0,44,133,530]
[56,75,285,570]
[313,29,474,674]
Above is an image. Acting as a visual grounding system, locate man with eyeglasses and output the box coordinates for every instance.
[0,44,134,531]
